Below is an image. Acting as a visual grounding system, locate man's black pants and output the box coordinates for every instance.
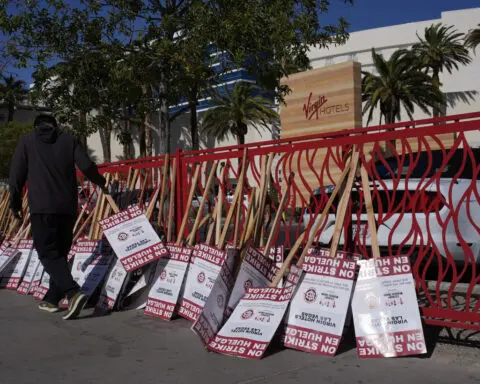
[30,214,79,305]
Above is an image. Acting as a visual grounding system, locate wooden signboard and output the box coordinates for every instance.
[280,61,362,202]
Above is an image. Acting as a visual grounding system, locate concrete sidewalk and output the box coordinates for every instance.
[0,291,478,384]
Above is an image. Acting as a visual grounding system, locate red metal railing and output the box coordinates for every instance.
[78,112,480,330]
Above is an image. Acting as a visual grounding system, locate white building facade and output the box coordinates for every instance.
[87,7,480,162]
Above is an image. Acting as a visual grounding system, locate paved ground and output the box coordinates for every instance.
[1,290,479,384]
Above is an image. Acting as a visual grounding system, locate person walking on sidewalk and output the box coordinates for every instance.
[8,114,109,320]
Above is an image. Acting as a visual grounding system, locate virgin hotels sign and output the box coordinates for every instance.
[303,92,352,120]
[280,61,361,137]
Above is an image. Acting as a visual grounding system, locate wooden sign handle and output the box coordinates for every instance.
[254,154,273,246]
[296,148,358,268]
[239,188,256,248]
[233,150,248,248]
[166,158,177,243]
[188,161,218,246]
[215,162,227,245]
[263,173,294,258]
[157,154,170,228]
[360,162,381,259]
[176,164,201,245]
[328,148,361,258]
[270,231,305,287]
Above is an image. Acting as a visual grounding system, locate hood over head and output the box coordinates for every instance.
[34,114,59,144]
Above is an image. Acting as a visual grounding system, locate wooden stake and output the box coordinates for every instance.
[215,163,227,246]
[263,173,294,258]
[166,159,177,243]
[233,150,248,248]
[360,163,380,259]
[188,162,218,247]
[157,154,170,230]
[239,188,256,248]
[254,154,274,246]
[176,164,201,245]
[217,172,243,249]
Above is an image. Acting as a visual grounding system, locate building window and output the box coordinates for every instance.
[325,57,334,66]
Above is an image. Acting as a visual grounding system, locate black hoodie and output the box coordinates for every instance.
[9,122,107,216]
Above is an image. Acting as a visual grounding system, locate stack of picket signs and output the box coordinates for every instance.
[0,147,427,359]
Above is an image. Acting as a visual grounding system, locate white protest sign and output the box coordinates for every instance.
[33,272,50,301]
[31,262,44,295]
[100,205,168,272]
[225,246,279,317]
[5,240,33,290]
[145,244,192,320]
[352,256,427,358]
[178,244,229,322]
[71,240,101,288]
[96,257,128,311]
[208,285,296,359]
[0,245,19,278]
[191,249,237,346]
[284,254,356,356]
[17,249,41,295]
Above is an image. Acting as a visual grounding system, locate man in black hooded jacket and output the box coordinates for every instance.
[9,114,108,320]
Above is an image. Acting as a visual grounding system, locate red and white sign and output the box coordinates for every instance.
[100,205,168,272]
[352,256,427,358]
[284,254,356,356]
[0,245,19,278]
[208,285,296,359]
[30,261,44,295]
[145,244,192,320]
[178,244,229,322]
[33,272,50,301]
[5,240,33,290]
[191,250,236,346]
[225,246,279,317]
[96,257,128,311]
[17,249,41,295]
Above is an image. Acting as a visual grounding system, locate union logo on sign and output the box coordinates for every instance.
[304,288,317,303]
[117,232,128,241]
[241,309,254,320]
[364,292,380,309]
[197,272,206,284]
[160,270,167,281]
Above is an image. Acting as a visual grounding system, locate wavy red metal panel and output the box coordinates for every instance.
[76,112,480,330]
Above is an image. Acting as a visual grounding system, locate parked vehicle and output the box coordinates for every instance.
[303,149,480,264]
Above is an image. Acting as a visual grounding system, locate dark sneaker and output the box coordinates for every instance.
[62,292,88,320]
[38,301,59,313]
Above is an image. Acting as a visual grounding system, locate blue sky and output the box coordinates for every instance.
[3,0,479,83]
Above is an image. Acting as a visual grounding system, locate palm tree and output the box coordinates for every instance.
[0,75,28,122]
[200,82,279,146]
[362,48,444,126]
[412,23,471,116]
[465,24,480,52]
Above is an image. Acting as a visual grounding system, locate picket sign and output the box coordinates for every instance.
[100,204,168,272]
[191,246,237,346]
[17,249,42,295]
[349,154,426,358]
[207,285,297,359]
[96,257,129,311]
[33,271,50,301]
[70,240,113,296]
[178,159,241,322]
[0,244,19,277]
[30,260,44,295]
[6,239,33,290]
[144,163,200,320]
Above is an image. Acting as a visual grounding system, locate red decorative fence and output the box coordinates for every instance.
[78,112,480,330]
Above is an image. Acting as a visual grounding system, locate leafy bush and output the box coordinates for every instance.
[0,121,33,178]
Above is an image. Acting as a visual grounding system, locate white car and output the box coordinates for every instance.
[302,149,480,264]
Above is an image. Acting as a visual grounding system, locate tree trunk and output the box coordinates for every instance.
[158,74,170,155]
[145,113,152,157]
[189,100,199,151]
[138,120,146,158]
[99,123,112,163]
[122,118,134,159]
[7,102,14,122]
[79,111,88,149]
[432,70,444,118]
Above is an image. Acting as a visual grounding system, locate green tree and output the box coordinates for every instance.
[200,82,279,146]
[0,121,32,178]
[412,23,471,116]
[362,48,444,125]
[465,24,480,52]
[0,75,28,122]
